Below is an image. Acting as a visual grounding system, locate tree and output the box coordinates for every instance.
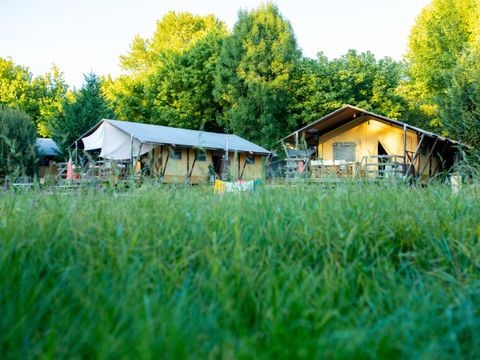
[214,3,300,149]
[147,31,225,131]
[439,46,480,148]
[31,66,69,137]
[0,57,67,136]
[290,51,407,127]
[103,12,227,127]
[51,73,114,155]
[0,107,37,177]
[404,0,479,129]
[288,54,340,127]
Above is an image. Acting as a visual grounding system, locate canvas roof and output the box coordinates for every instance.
[80,119,270,160]
[280,104,462,146]
[36,138,60,157]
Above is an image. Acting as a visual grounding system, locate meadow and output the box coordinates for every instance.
[0,183,479,359]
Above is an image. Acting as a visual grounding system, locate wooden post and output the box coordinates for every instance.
[405,133,425,178]
[130,135,134,175]
[420,138,438,177]
[75,141,78,165]
[188,151,197,179]
[403,124,407,175]
[186,148,190,177]
[161,147,170,178]
[240,157,248,180]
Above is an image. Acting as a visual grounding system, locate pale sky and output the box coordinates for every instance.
[0,0,431,88]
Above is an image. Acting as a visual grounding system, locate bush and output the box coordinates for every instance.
[0,107,37,177]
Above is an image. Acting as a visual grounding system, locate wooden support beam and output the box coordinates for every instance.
[405,133,425,178]
[403,124,407,170]
[429,142,449,179]
[239,156,248,180]
[188,149,197,179]
[161,147,170,178]
[419,138,439,177]
[186,148,190,177]
[130,135,134,172]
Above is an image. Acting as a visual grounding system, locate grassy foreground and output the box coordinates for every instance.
[0,184,479,359]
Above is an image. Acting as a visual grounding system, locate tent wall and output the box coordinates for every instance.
[228,153,265,180]
[38,161,58,178]
[147,146,211,184]
[82,122,153,160]
[146,146,266,183]
[317,117,440,177]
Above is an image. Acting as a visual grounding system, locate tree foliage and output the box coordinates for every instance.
[404,0,480,129]
[439,46,480,148]
[0,107,37,177]
[214,3,300,149]
[51,74,114,155]
[290,51,407,127]
[0,57,67,136]
[103,12,227,129]
[147,32,226,131]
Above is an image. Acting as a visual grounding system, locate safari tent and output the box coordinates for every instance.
[77,119,270,183]
[281,105,462,182]
[36,138,60,178]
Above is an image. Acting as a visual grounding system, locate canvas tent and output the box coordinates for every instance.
[281,105,462,181]
[77,119,270,183]
[36,138,60,178]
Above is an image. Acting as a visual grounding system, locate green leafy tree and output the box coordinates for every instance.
[147,31,225,131]
[288,54,340,126]
[0,107,37,177]
[214,3,300,149]
[104,12,226,127]
[290,50,407,127]
[439,46,480,148]
[31,66,69,137]
[403,0,479,129]
[0,57,67,136]
[51,73,114,155]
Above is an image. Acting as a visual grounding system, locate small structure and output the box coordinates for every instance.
[36,138,60,178]
[280,105,462,182]
[76,119,271,183]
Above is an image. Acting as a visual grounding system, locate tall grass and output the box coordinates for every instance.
[0,184,479,358]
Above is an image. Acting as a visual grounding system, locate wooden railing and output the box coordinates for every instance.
[354,155,405,178]
[309,155,406,180]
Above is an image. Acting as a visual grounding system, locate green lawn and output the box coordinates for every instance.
[1,184,479,359]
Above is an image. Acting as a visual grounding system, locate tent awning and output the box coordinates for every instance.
[82,121,154,160]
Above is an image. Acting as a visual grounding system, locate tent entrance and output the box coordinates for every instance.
[212,151,229,180]
[378,141,388,177]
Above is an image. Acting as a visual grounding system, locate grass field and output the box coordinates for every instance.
[1,183,479,359]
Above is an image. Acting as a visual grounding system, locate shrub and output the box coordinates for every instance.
[0,107,37,177]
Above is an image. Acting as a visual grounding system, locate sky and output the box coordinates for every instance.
[0,0,431,88]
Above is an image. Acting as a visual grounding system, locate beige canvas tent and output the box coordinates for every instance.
[281,105,462,182]
[77,119,270,183]
[36,138,60,178]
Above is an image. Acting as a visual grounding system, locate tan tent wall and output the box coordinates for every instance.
[148,146,211,184]
[148,146,266,183]
[229,152,265,180]
[38,162,58,178]
[317,117,439,177]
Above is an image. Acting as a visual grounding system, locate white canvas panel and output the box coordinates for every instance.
[82,122,106,151]
[82,122,153,160]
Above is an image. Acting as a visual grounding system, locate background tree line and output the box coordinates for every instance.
[1,0,479,176]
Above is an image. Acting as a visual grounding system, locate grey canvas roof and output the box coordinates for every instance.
[86,119,271,155]
[36,138,60,157]
[281,104,462,146]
